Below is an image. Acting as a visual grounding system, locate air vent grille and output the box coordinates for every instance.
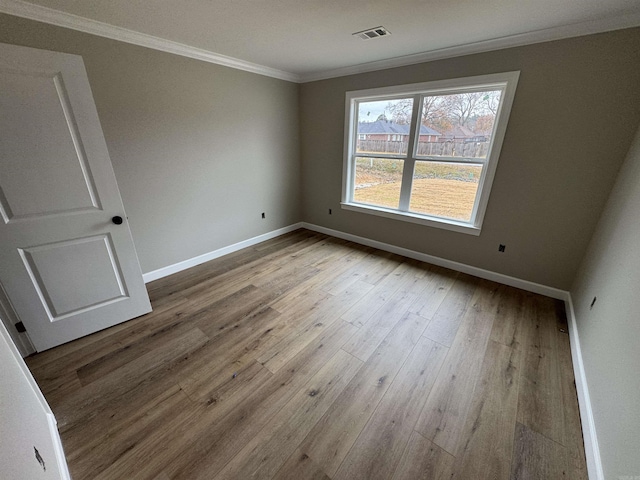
[353,26,391,40]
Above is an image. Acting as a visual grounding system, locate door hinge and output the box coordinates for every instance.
[15,321,26,333]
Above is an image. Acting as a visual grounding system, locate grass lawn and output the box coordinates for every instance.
[354,178,478,221]
[354,159,481,221]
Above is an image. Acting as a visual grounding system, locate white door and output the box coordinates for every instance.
[0,319,71,479]
[0,43,151,351]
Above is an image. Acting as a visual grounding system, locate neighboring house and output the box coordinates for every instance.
[441,125,489,142]
[357,119,441,143]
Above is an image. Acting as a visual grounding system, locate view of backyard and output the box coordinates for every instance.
[352,89,500,222]
[353,158,482,221]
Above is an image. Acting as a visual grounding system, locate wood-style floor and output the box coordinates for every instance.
[26,229,588,480]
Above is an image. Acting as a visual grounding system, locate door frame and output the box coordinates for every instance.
[0,316,71,479]
[0,286,35,357]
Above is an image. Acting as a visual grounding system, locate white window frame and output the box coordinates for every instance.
[341,71,520,235]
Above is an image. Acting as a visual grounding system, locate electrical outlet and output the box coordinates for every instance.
[498,244,506,252]
[261,212,265,219]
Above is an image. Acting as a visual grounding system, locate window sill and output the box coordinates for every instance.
[340,202,482,236]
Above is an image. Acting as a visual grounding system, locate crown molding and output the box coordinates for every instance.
[299,13,640,83]
[1,0,639,84]
[0,0,301,82]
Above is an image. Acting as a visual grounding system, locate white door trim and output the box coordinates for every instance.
[0,285,35,357]
[0,318,71,479]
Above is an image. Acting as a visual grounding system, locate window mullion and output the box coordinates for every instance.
[356,152,407,160]
[398,95,422,211]
[398,156,416,212]
[417,156,488,165]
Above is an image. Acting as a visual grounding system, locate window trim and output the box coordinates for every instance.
[341,71,520,235]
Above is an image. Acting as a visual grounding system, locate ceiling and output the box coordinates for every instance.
[2,0,640,82]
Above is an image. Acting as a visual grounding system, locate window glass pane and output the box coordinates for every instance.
[354,157,404,209]
[417,90,501,159]
[357,98,413,155]
[409,161,483,222]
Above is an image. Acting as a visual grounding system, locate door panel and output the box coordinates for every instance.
[0,43,151,351]
[20,234,127,320]
[0,70,100,220]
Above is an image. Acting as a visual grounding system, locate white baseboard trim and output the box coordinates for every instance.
[142,223,303,283]
[143,220,570,298]
[301,222,569,300]
[564,295,604,480]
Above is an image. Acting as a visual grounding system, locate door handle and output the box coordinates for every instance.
[112,216,124,225]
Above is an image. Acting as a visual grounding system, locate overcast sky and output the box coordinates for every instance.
[358,100,390,122]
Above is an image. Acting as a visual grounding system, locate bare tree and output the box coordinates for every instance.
[482,91,501,115]
[383,90,502,133]
[422,96,447,126]
[442,92,485,127]
[384,99,413,125]
[385,96,448,127]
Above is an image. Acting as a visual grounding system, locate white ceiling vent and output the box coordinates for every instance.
[353,26,391,40]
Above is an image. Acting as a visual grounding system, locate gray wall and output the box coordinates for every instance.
[300,28,640,290]
[571,126,640,479]
[0,13,301,274]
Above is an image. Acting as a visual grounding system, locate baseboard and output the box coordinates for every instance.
[144,219,569,297]
[564,295,604,480]
[142,223,304,283]
[301,222,569,300]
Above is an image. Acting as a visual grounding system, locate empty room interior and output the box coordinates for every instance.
[0,1,639,479]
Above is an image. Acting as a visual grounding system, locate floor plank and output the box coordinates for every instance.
[421,273,479,347]
[257,280,374,372]
[26,296,192,379]
[510,422,572,479]
[407,265,458,319]
[391,431,455,480]
[339,261,422,328]
[75,317,198,386]
[557,328,589,480]
[517,296,566,445]
[214,350,363,480]
[163,320,360,479]
[450,340,521,480]
[300,311,431,477]
[273,449,332,480]
[55,326,208,432]
[334,336,448,480]
[68,385,189,479]
[415,280,503,455]
[342,267,432,361]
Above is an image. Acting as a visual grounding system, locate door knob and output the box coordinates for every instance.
[112,216,124,225]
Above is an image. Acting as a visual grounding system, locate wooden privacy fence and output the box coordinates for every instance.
[357,139,490,158]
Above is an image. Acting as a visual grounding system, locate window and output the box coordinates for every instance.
[342,72,519,235]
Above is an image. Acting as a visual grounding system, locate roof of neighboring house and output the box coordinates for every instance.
[418,124,441,136]
[441,125,480,138]
[358,120,440,136]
